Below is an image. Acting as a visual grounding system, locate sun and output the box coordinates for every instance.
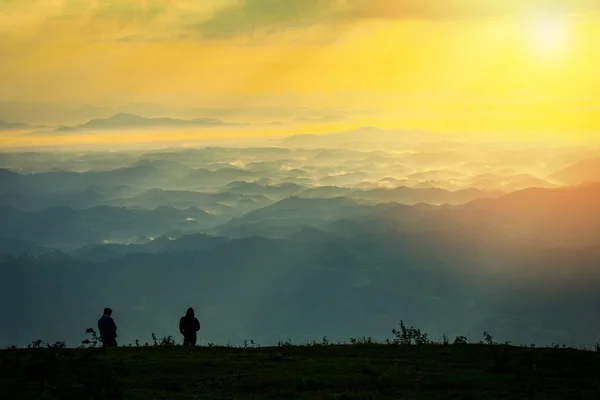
[528,13,570,56]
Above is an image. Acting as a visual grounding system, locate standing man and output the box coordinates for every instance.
[179,307,200,346]
[98,307,118,347]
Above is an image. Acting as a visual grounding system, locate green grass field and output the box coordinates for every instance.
[1,343,599,399]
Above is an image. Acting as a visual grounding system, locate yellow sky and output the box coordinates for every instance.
[0,0,599,146]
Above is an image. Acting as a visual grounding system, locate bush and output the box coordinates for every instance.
[453,336,468,345]
[28,339,45,349]
[392,321,429,345]
[277,339,294,347]
[82,328,100,348]
[151,333,176,347]
[483,331,495,345]
[442,334,449,346]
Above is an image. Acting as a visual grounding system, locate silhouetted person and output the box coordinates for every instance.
[98,307,118,347]
[179,307,200,346]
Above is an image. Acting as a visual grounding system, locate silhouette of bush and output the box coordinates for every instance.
[442,334,449,346]
[28,339,45,349]
[277,338,294,347]
[151,333,176,347]
[392,321,429,345]
[82,328,100,348]
[453,336,468,345]
[47,341,66,349]
[483,331,495,345]
[349,337,376,347]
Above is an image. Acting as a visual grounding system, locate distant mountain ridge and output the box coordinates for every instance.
[26,113,244,134]
[0,120,27,131]
[551,157,600,185]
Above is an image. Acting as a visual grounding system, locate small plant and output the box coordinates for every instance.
[243,340,248,348]
[277,338,294,347]
[349,337,375,346]
[321,336,329,346]
[6,344,18,350]
[155,335,175,347]
[442,334,449,346]
[47,341,66,349]
[483,331,495,345]
[82,328,99,348]
[29,339,45,349]
[135,339,140,347]
[595,342,600,352]
[392,321,429,345]
[453,336,468,345]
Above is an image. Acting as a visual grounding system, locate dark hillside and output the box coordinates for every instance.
[1,344,599,399]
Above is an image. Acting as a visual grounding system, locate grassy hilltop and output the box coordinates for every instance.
[2,340,600,400]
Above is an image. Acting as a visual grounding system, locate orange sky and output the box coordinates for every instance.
[0,0,599,147]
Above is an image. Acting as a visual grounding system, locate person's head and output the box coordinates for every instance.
[104,307,113,316]
[186,307,194,318]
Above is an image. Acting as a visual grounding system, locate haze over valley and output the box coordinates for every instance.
[1,127,600,348]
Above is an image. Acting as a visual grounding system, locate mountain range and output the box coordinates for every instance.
[26,113,243,135]
[0,120,27,131]
[1,142,600,349]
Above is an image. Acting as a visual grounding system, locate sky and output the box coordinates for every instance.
[0,0,599,147]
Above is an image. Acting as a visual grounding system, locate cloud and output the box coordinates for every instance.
[2,0,600,43]
[196,0,600,38]
[345,0,600,20]
[197,0,341,39]
[0,0,220,41]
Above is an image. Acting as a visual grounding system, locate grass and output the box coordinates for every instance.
[1,342,600,399]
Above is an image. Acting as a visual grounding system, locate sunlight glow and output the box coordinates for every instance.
[528,13,570,56]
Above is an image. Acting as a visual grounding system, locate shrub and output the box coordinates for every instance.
[277,339,294,347]
[28,339,45,349]
[349,337,376,346]
[392,321,429,345]
[453,336,468,345]
[483,331,495,345]
[82,328,99,348]
[151,334,176,347]
[442,334,449,346]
